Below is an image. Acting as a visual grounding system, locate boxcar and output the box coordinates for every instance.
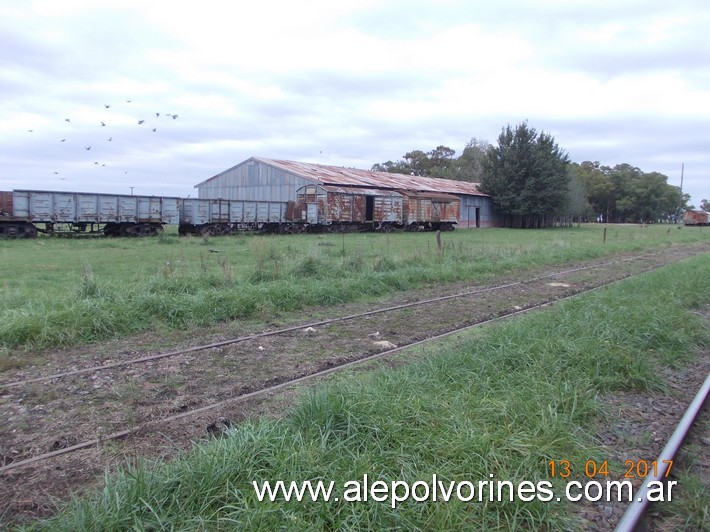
[293,185,404,232]
[683,210,710,226]
[400,190,460,231]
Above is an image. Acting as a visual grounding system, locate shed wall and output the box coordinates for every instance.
[458,194,502,228]
[198,160,314,201]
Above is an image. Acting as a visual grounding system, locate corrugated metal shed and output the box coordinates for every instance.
[195,157,503,227]
[196,157,488,197]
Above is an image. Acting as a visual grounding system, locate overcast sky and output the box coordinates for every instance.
[1,0,707,207]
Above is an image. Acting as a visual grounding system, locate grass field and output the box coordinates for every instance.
[1,224,708,351]
[24,253,709,530]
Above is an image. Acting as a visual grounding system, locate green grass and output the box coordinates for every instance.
[0,224,707,351]
[23,254,709,531]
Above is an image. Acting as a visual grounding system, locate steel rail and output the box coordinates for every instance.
[615,372,710,532]
[0,264,664,474]
[1,253,657,390]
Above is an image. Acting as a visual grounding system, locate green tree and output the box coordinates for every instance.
[565,164,592,222]
[454,138,490,182]
[372,146,457,177]
[573,161,614,221]
[701,199,710,212]
[372,140,491,182]
[606,164,684,222]
[480,122,570,228]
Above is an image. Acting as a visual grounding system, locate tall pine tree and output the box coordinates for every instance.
[481,122,570,227]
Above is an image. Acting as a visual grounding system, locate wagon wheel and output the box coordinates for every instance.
[22,224,38,238]
[121,225,137,237]
[382,224,395,233]
[140,224,157,236]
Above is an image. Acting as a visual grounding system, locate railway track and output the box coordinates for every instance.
[0,247,704,475]
[615,373,710,531]
[0,250,673,390]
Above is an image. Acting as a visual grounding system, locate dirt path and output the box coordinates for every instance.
[1,242,708,525]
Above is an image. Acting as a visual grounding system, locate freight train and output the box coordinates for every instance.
[0,187,460,238]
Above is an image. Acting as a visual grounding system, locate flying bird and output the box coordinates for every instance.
[108,137,112,141]
[85,146,91,150]
[138,120,144,125]
[61,139,65,142]
[101,121,106,126]
[105,104,110,108]
[152,128,157,132]
[65,118,70,122]
[28,129,33,132]
[155,112,160,117]
[171,114,178,119]
[126,100,131,103]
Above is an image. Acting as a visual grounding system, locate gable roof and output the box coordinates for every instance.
[196,157,488,197]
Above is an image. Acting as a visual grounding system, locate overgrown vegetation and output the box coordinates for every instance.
[26,255,708,530]
[0,225,707,352]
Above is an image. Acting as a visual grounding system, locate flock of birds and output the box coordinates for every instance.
[26,100,180,180]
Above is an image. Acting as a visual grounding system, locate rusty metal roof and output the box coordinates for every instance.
[197,157,488,197]
[258,158,488,197]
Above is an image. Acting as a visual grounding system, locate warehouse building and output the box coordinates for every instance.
[195,157,500,228]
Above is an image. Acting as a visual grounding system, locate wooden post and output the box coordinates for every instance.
[603,226,607,244]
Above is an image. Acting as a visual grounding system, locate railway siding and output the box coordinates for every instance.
[0,244,708,526]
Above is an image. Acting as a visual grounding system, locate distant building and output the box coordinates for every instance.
[195,157,501,228]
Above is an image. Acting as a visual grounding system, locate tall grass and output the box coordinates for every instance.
[1,225,707,350]
[26,255,709,530]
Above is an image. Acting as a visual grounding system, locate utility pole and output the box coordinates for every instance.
[679,163,684,192]
[678,164,685,223]
[129,187,134,195]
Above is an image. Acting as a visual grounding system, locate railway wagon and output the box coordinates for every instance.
[178,198,296,235]
[400,190,459,231]
[683,210,710,226]
[0,190,181,237]
[292,185,405,232]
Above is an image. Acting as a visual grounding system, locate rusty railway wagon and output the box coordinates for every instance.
[683,210,710,226]
[0,190,181,237]
[292,185,460,232]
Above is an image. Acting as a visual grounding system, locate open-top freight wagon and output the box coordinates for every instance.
[178,198,296,235]
[0,190,181,237]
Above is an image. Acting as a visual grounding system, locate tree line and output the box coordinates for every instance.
[372,122,692,227]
